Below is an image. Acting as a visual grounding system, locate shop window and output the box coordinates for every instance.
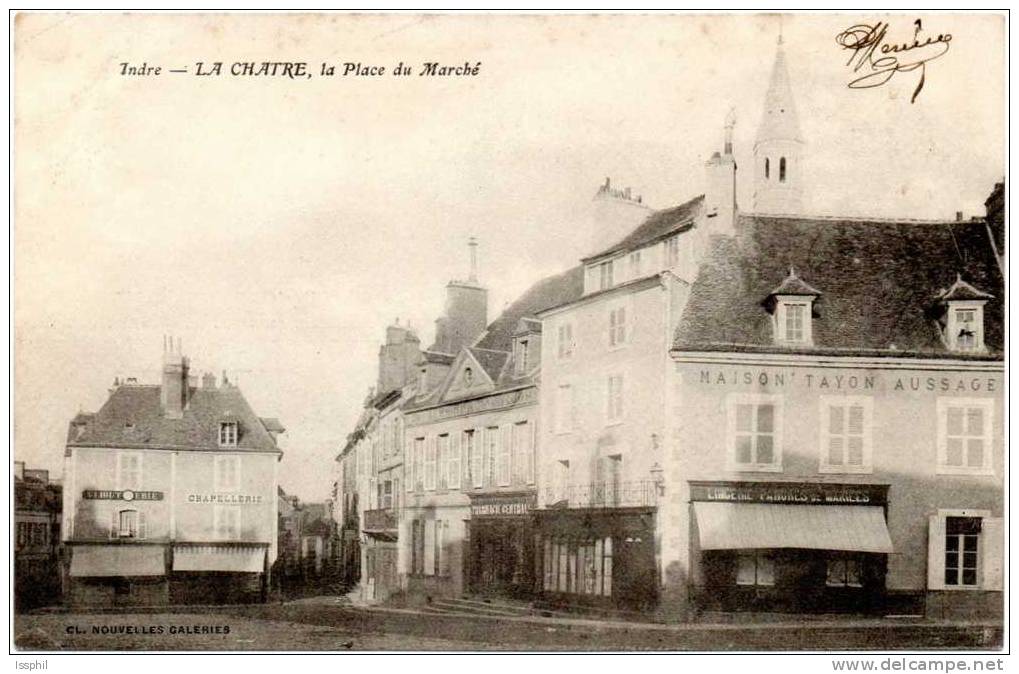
[214,455,241,492]
[945,517,981,587]
[465,429,482,488]
[728,394,783,472]
[936,398,993,475]
[735,552,775,586]
[511,421,534,485]
[608,306,628,347]
[557,322,575,360]
[543,536,612,597]
[110,509,146,539]
[214,505,240,541]
[117,451,142,491]
[826,555,863,587]
[820,396,873,473]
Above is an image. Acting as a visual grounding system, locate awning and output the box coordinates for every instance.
[70,545,166,577]
[172,545,266,572]
[693,502,894,553]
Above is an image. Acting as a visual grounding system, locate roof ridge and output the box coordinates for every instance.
[743,212,987,225]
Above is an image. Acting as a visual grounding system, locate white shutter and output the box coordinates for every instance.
[110,510,118,539]
[927,514,946,590]
[982,517,1004,590]
[423,519,435,575]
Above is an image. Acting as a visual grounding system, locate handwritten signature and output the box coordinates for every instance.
[835,20,952,103]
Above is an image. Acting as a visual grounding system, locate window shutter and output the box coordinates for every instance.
[927,514,946,590]
[138,511,147,540]
[423,519,435,576]
[982,517,1003,591]
[110,510,118,539]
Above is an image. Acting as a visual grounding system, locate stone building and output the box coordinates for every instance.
[14,463,62,610]
[61,339,285,606]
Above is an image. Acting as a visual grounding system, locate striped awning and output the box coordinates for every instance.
[693,502,894,553]
[172,545,266,572]
[69,545,166,577]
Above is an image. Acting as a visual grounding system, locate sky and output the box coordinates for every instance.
[14,13,1005,501]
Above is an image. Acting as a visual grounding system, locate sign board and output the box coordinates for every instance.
[187,494,265,504]
[688,481,888,506]
[82,489,163,501]
[469,492,535,517]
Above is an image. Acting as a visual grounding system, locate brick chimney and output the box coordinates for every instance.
[160,336,190,419]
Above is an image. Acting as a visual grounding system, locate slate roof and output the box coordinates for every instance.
[473,265,584,352]
[581,194,704,262]
[466,347,510,384]
[673,214,1003,358]
[938,275,995,301]
[67,384,282,453]
[769,268,822,297]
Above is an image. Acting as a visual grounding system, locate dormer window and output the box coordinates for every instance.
[219,421,238,447]
[937,275,993,354]
[766,267,820,346]
[598,260,614,290]
[515,338,529,375]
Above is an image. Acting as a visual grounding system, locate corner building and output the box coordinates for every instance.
[62,340,284,606]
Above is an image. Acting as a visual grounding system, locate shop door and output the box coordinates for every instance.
[614,534,656,610]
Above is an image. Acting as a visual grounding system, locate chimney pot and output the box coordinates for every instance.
[956,211,964,222]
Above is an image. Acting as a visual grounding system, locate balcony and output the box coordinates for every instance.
[363,508,397,534]
[542,480,657,509]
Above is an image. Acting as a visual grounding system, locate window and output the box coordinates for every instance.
[112,509,145,539]
[947,304,985,352]
[779,157,787,182]
[728,394,782,471]
[606,375,624,424]
[827,554,863,587]
[413,437,425,491]
[557,322,575,360]
[515,339,529,374]
[381,479,393,509]
[511,421,534,485]
[543,536,613,596]
[937,398,993,475]
[466,430,482,488]
[736,553,775,586]
[214,455,241,491]
[496,426,511,487]
[424,437,437,490]
[554,384,574,434]
[214,506,240,541]
[608,306,627,347]
[785,303,804,341]
[820,397,873,473]
[484,427,499,486]
[665,236,680,268]
[944,517,980,587]
[775,299,812,344]
[434,520,449,576]
[447,433,461,490]
[117,451,142,491]
[629,250,642,277]
[419,368,428,391]
[765,157,770,180]
[411,519,425,575]
[598,260,614,290]
[436,434,449,490]
[219,422,238,447]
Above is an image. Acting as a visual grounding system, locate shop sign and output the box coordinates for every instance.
[470,493,535,517]
[689,481,887,506]
[406,387,537,426]
[82,489,163,501]
[187,493,264,504]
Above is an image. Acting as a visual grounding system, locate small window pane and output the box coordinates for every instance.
[829,406,844,434]
[736,555,756,585]
[962,569,977,586]
[966,439,984,468]
[963,535,979,552]
[828,437,845,465]
[757,555,775,586]
[756,435,774,464]
[736,436,752,464]
[946,438,964,466]
[757,404,774,432]
[847,437,864,465]
[945,535,959,551]
[946,408,964,435]
[966,409,984,435]
[735,404,752,432]
[848,406,864,435]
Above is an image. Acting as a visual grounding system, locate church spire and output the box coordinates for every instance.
[752,32,805,215]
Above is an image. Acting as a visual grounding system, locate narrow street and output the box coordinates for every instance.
[14,600,1003,652]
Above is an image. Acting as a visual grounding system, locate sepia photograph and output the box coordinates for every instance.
[10,10,1007,659]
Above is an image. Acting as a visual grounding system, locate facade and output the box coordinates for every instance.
[14,463,62,610]
[400,266,582,602]
[62,340,285,606]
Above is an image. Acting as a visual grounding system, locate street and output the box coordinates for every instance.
[13,601,1004,652]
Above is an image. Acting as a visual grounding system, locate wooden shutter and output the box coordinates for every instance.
[110,510,118,539]
[982,517,1004,591]
[423,519,435,575]
[927,514,946,590]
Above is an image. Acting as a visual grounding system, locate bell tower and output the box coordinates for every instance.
[753,32,804,215]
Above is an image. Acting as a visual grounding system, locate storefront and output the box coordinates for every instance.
[466,491,536,599]
[535,507,657,611]
[689,481,893,614]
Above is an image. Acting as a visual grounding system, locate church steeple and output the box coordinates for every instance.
[753,32,805,215]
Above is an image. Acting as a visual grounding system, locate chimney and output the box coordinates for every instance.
[704,109,738,236]
[202,371,217,389]
[160,335,189,419]
[468,237,479,283]
[378,321,422,394]
[955,211,964,222]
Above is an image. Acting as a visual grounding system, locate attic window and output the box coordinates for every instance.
[463,367,474,386]
[938,275,992,354]
[515,339,529,374]
[219,421,239,447]
[768,267,820,346]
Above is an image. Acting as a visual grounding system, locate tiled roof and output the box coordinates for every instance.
[67,384,282,453]
[673,214,1003,358]
[473,265,584,352]
[581,194,704,262]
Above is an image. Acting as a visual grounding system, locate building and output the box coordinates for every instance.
[401,265,583,602]
[14,462,62,610]
[655,38,1004,620]
[62,339,285,606]
[333,424,364,588]
[276,487,303,588]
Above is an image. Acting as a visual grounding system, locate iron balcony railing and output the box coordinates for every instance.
[363,508,397,532]
[542,480,657,509]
